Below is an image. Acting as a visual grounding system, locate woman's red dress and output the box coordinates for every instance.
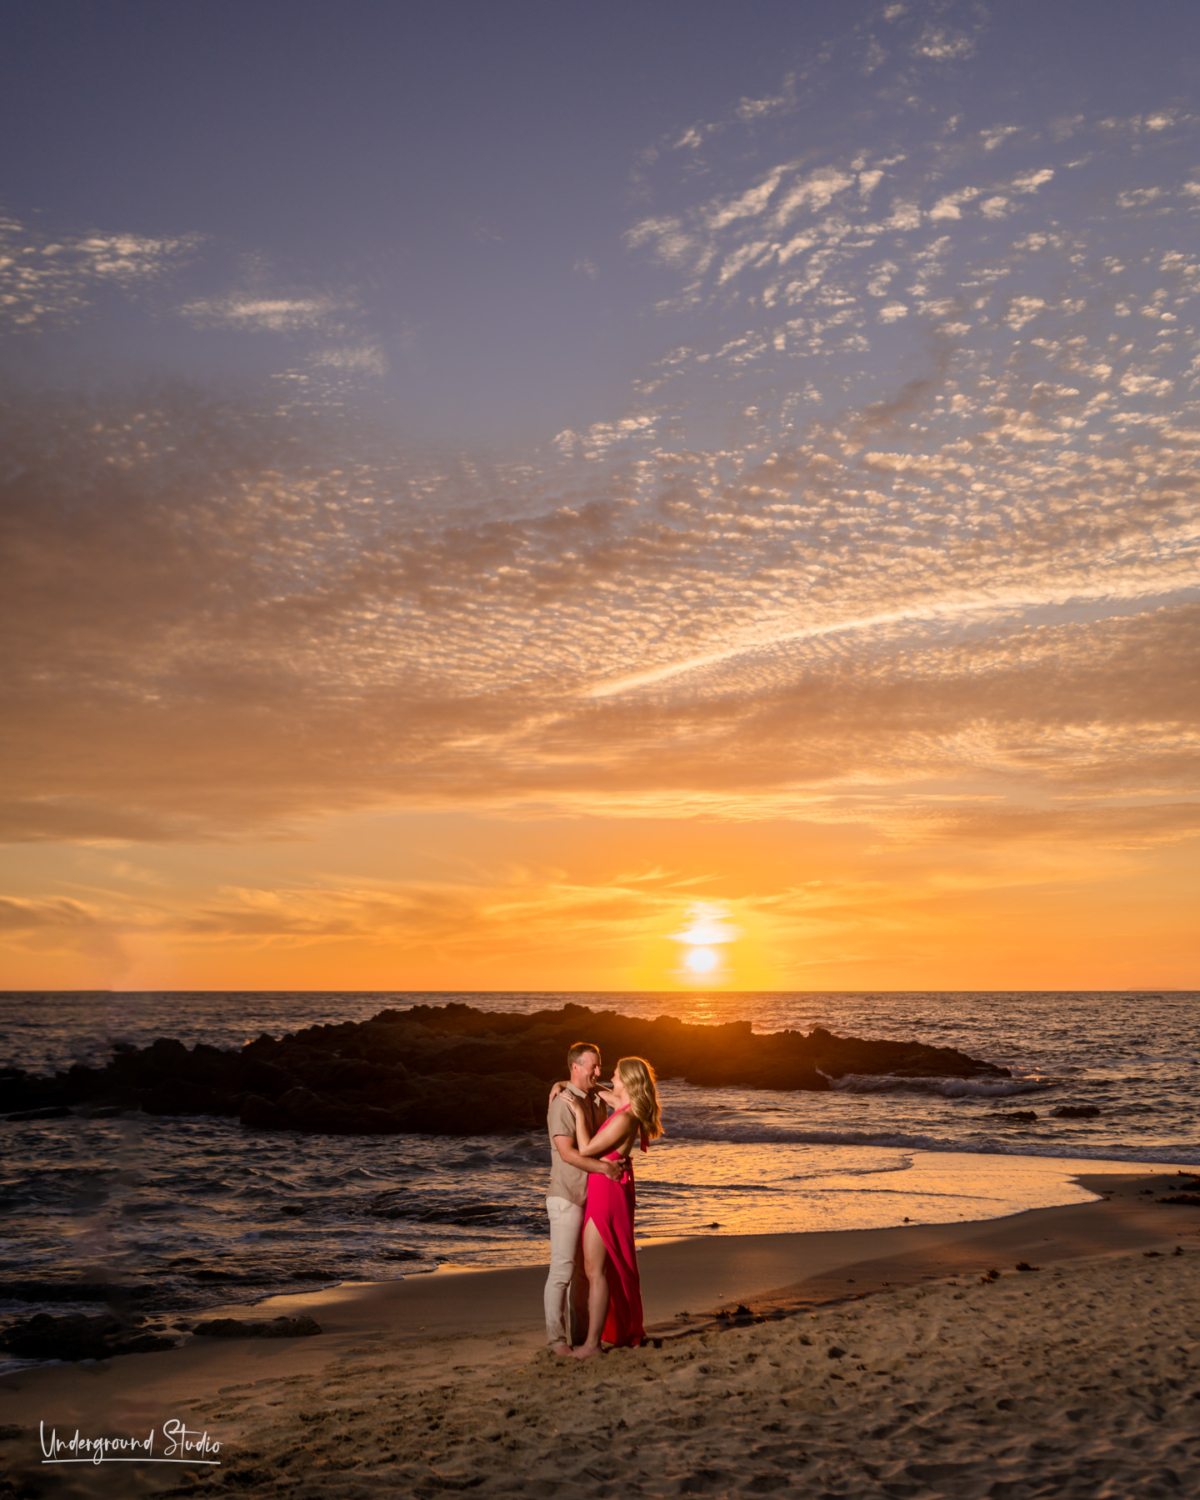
[582,1104,645,1347]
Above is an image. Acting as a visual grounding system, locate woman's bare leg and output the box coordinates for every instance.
[572,1220,609,1359]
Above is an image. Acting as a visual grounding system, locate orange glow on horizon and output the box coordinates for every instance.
[1,806,1195,993]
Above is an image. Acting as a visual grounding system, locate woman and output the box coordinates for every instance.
[564,1055,662,1358]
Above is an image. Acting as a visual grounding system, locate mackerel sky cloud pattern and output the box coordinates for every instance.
[1,0,1198,987]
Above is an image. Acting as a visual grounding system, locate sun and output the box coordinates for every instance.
[684,947,718,974]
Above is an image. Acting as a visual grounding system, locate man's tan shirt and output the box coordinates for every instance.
[546,1081,595,1207]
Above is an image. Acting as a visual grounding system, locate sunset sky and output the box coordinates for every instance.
[2,0,1198,992]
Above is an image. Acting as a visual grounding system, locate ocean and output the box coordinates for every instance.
[2,989,1196,1364]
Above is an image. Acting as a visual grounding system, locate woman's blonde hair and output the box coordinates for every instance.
[616,1056,662,1140]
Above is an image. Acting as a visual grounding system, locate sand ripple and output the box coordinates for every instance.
[174,1248,1200,1498]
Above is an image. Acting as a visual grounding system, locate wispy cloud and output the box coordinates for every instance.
[180,294,346,332]
[0,896,101,932]
[0,214,199,331]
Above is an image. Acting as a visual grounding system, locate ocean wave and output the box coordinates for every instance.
[236,1227,316,1242]
[831,1073,1054,1099]
[446,1151,497,1171]
[664,1120,1200,1164]
[645,1180,788,1197]
[361,1197,546,1232]
[667,1122,969,1150]
[784,1157,916,1181]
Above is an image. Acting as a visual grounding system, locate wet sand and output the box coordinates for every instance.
[3,1172,1199,1497]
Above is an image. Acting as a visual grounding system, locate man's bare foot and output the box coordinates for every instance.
[550,1342,573,1356]
[571,1344,601,1359]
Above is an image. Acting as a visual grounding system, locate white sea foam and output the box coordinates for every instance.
[664,1120,1200,1165]
[831,1073,1054,1099]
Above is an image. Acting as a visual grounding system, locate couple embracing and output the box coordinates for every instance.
[543,1041,662,1358]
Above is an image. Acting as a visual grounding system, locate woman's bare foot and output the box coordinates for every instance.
[551,1342,573,1357]
[571,1343,602,1359]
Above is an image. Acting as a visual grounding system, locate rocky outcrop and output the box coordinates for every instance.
[190,1315,321,1338]
[0,1280,156,1306]
[0,1312,177,1361]
[0,1002,1008,1136]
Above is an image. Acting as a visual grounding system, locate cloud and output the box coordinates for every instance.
[3,13,1199,883]
[180,295,345,332]
[1,359,1197,853]
[310,344,388,375]
[0,214,199,332]
[0,897,100,932]
[913,25,977,62]
[0,214,366,371]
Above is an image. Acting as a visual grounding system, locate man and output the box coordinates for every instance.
[545,1040,620,1356]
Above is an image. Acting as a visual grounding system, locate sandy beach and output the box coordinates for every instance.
[4,1171,1199,1498]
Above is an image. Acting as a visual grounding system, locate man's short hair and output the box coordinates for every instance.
[567,1041,600,1069]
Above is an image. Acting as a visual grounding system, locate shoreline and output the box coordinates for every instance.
[2,1168,1199,1492]
[6,1147,1185,1345]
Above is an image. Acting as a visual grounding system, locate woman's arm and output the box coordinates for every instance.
[551,1134,623,1179]
[569,1100,637,1159]
[549,1077,613,1104]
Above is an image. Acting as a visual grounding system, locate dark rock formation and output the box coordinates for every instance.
[191,1316,321,1338]
[1051,1104,1101,1119]
[0,1280,156,1307]
[0,1312,176,1361]
[0,1001,1008,1137]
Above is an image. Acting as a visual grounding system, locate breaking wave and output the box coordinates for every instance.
[664,1119,1200,1165]
[831,1073,1055,1099]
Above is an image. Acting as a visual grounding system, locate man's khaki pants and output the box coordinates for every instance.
[544,1195,587,1348]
